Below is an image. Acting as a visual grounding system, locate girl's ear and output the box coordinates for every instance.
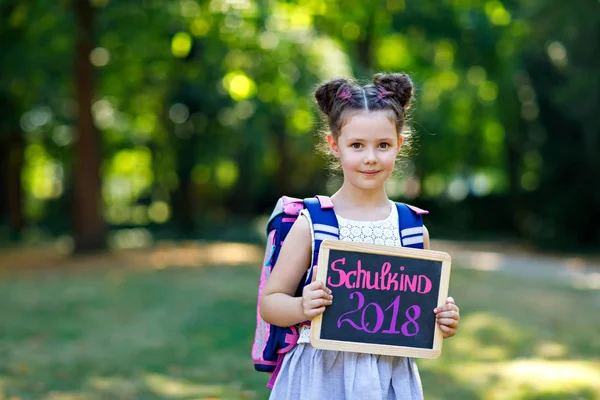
[326,134,340,158]
[396,135,404,154]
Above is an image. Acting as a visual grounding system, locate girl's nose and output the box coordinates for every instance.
[364,149,377,164]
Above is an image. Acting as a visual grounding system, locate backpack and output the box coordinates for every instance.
[251,195,428,387]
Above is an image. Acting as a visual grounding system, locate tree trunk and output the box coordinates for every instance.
[7,130,24,237]
[0,1,24,237]
[73,0,106,252]
[0,137,7,226]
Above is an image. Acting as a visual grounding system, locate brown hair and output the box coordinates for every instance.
[314,73,416,168]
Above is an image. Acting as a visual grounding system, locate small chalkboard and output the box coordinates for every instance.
[310,240,451,359]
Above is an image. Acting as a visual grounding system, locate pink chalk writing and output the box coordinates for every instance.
[327,257,432,294]
[337,292,421,336]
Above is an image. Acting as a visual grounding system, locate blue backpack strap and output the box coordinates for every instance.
[396,203,428,249]
[266,196,304,269]
[303,196,338,285]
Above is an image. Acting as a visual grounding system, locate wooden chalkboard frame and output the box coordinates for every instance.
[310,239,452,359]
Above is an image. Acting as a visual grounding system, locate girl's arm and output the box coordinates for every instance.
[425,225,461,338]
[260,216,333,327]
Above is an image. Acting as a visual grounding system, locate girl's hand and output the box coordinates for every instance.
[434,297,460,338]
[302,281,333,320]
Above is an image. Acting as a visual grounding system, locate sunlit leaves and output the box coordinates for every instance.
[148,201,171,223]
[438,70,460,91]
[376,34,414,69]
[288,109,313,136]
[267,3,313,33]
[306,37,352,79]
[258,31,279,49]
[90,47,110,67]
[23,144,63,201]
[179,0,201,18]
[386,0,405,12]
[306,0,328,15]
[214,159,239,189]
[341,22,360,41]
[20,106,54,132]
[478,81,498,102]
[223,50,254,70]
[484,1,511,26]
[103,148,154,205]
[92,99,116,130]
[257,82,277,103]
[547,41,568,68]
[222,72,257,101]
[467,66,487,85]
[482,120,504,161]
[190,17,211,36]
[171,32,193,58]
[483,120,504,145]
[209,0,256,14]
[434,40,455,69]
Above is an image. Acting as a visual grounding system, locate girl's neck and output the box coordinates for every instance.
[331,183,390,211]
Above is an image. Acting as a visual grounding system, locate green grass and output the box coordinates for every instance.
[0,253,599,399]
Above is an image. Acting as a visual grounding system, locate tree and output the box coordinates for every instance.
[0,0,26,237]
[72,0,106,251]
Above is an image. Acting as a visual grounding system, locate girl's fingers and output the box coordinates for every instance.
[446,297,455,304]
[307,307,326,318]
[438,324,456,336]
[307,290,333,302]
[311,298,332,308]
[434,304,459,315]
[436,318,459,328]
[436,310,459,320]
[307,281,332,295]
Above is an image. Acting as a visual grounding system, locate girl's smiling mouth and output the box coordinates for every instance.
[360,170,381,177]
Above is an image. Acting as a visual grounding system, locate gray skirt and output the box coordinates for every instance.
[269,343,424,400]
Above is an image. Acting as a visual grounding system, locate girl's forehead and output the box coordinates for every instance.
[340,111,397,138]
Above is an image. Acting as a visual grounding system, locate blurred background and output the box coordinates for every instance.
[0,0,599,399]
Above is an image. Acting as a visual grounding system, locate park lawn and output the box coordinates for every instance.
[0,247,599,400]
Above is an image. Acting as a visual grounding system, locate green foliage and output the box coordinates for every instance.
[0,0,598,248]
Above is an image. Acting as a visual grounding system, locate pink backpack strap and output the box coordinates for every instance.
[315,195,334,209]
[405,204,429,215]
[282,196,304,216]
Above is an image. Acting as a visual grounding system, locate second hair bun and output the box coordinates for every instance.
[372,73,414,109]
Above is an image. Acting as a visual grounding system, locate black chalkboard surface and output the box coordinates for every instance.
[310,240,452,359]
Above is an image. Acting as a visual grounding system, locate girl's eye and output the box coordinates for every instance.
[379,143,390,149]
[351,143,362,149]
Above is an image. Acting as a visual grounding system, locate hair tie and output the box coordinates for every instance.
[337,86,354,103]
[376,87,394,101]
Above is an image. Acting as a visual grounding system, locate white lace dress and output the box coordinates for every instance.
[269,204,424,400]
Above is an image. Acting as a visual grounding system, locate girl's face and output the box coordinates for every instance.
[327,111,402,192]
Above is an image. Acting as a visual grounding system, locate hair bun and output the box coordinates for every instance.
[372,73,414,108]
[315,78,351,115]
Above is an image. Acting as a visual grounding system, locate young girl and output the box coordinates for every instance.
[260,73,460,399]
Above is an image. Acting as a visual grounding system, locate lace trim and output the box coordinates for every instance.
[338,204,401,246]
[335,201,395,225]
